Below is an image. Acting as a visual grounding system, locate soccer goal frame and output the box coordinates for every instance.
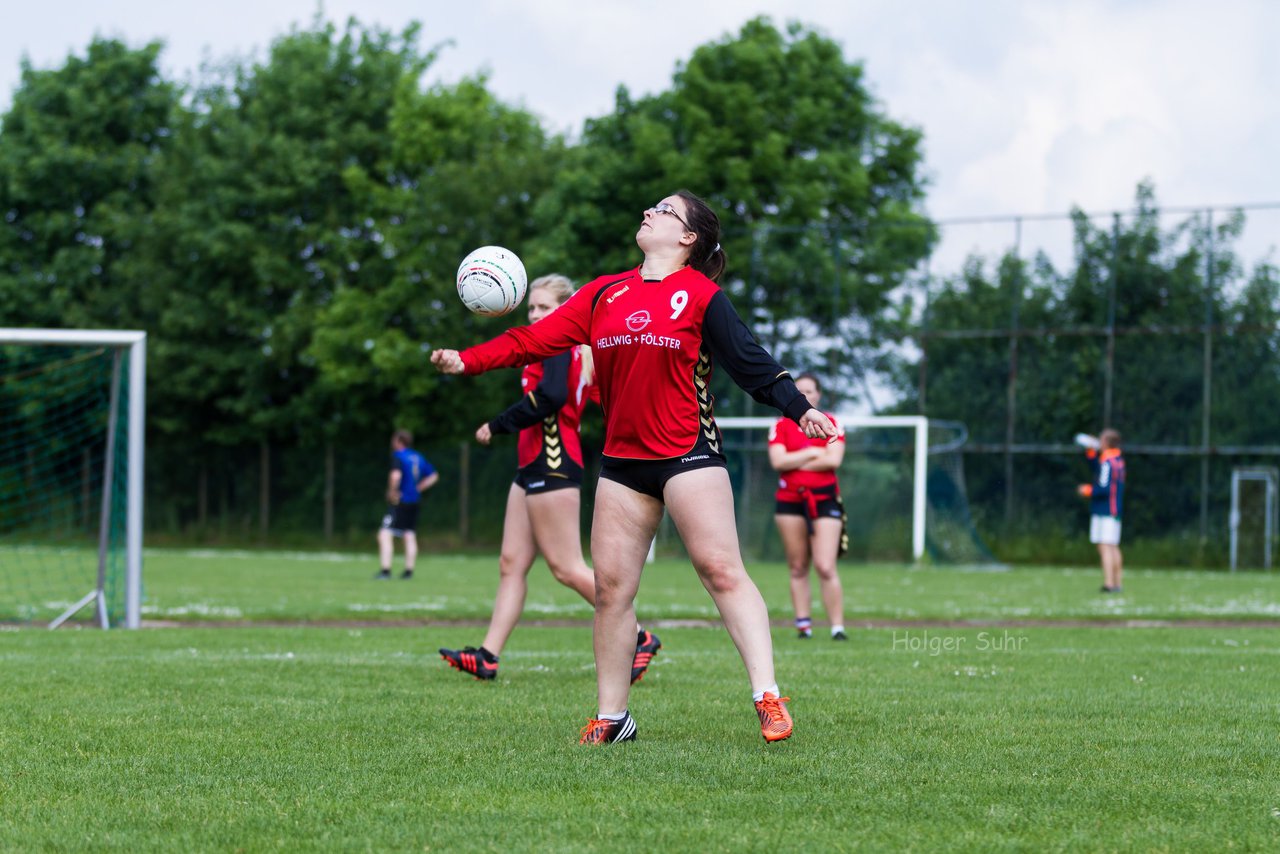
[0,328,146,628]
[717,415,928,561]
[1229,466,1277,571]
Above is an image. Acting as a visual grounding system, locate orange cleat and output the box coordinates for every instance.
[755,692,793,743]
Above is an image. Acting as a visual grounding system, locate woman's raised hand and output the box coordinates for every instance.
[430,349,465,374]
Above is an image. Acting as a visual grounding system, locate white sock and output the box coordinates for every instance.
[831,625,845,636]
[753,684,780,703]
[598,710,627,722]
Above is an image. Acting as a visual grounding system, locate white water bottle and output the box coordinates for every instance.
[1074,433,1101,450]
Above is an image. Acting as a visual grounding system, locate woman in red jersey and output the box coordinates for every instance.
[769,372,848,641]
[438,275,661,683]
[431,190,837,746]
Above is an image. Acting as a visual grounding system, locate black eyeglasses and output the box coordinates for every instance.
[646,202,692,232]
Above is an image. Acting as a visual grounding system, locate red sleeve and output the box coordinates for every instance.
[461,282,597,374]
[767,418,790,447]
[488,353,571,435]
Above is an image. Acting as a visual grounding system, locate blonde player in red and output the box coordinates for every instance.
[438,275,660,682]
[431,190,837,745]
[768,373,848,640]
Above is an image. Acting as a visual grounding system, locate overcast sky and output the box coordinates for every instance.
[3,0,1280,266]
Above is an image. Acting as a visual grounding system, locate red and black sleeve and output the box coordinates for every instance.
[488,352,572,435]
[462,284,596,374]
[702,291,810,423]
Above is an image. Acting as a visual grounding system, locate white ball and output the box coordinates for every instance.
[456,245,528,317]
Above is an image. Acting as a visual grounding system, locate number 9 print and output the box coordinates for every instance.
[670,290,688,319]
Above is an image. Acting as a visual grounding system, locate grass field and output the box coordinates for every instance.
[3,550,1280,851]
[127,549,1280,624]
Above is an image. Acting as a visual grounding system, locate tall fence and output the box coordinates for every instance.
[909,202,1280,565]
[132,201,1280,567]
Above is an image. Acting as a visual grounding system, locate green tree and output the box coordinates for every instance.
[307,73,561,438]
[135,17,440,534]
[904,184,1280,556]
[532,16,934,408]
[1213,260,1280,446]
[0,38,176,327]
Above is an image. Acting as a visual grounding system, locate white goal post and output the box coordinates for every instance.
[0,328,146,628]
[717,415,928,561]
[1229,466,1277,571]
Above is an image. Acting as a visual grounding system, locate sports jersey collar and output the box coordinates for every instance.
[637,264,690,283]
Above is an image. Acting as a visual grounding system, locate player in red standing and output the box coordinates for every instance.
[769,372,848,640]
[438,275,660,682]
[432,190,837,745]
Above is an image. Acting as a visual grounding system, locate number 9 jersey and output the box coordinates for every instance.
[460,266,811,461]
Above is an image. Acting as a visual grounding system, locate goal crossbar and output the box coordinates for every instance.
[0,328,146,628]
[718,414,928,561]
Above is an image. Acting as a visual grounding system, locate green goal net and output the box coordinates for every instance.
[0,330,145,627]
[924,420,1003,567]
[688,415,930,564]
[658,415,1000,568]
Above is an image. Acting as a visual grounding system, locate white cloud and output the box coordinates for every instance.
[2,0,1279,264]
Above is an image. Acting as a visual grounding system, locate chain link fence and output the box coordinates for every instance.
[143,202,1280,568]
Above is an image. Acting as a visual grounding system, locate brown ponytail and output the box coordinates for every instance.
[674,189,726,283]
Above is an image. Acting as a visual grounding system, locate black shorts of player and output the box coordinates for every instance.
[775,496,843,519]
[776,487,849,556]
[514,458,583,495]
[380,502,420,534]
[599,448,728,501]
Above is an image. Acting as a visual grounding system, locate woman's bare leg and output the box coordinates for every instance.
[666,468,776,693]
[590,478,663,715]
[481,484,538,656]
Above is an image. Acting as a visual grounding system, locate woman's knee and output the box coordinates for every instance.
[594,582,633,613]
[498,551,532,578]
[697,558,748,596]
[593,564,640,606]
[813,562,839,582]
[546,558,589,587]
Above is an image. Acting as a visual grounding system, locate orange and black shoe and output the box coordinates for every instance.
[439,646,498,680]
[631,630,662,684]
[579,713,637,745]
[755,692,793,743]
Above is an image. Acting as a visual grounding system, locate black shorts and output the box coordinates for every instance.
[380,502,420,534]
[599,450,728,501]
[775,487,848,557]
[514,460,582,495]
[775,496,843,519]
